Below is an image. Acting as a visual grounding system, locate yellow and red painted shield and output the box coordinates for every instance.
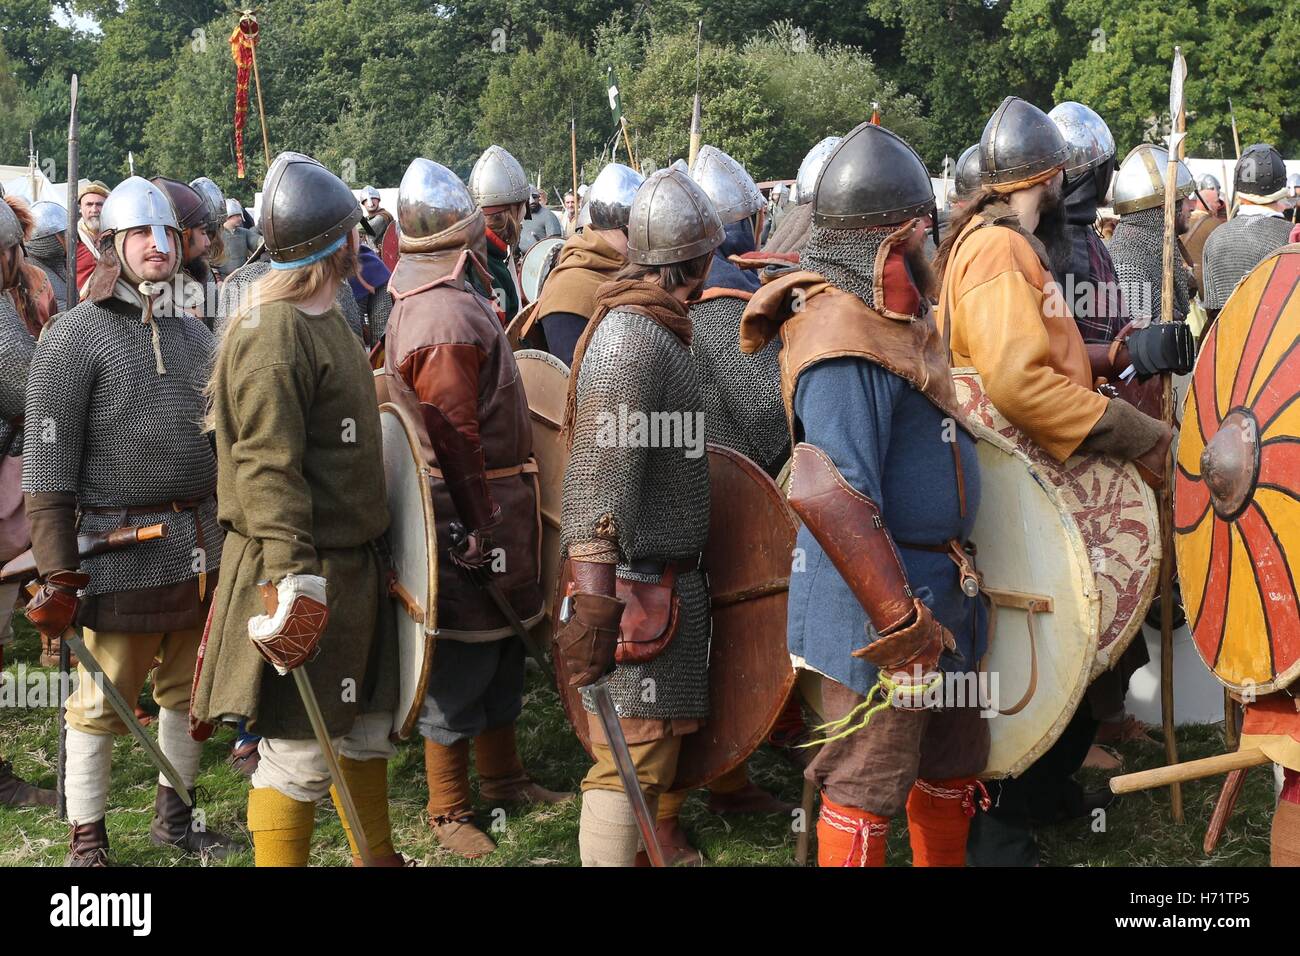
[1176,245,1300,694]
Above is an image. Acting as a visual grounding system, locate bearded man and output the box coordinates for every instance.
[73,180,109,294]
[22,177,232,866]
[531,162,642,366]
[468,146,530,326]
[151,178,219,327]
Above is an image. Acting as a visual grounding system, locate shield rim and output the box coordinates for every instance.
[379,401,439,740]
[551,444,799,790]
[521,236,565,303]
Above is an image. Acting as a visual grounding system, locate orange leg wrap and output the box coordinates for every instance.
[906,775,988,867]
[816,793,889,867]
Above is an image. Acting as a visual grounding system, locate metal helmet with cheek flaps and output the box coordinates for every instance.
[794,136,841,206]
[260,151,362,265]
[625,167,725,266]
[397,157,477,239]
[101,176,180,255]
[813,121,934,228]
[585,162,644,231]
[1110,144,1194,215]
[689,145,763,226]
[468,145,530,208]
[979,96,1069,189]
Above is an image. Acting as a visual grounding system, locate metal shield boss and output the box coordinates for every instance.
[379,402,438,739]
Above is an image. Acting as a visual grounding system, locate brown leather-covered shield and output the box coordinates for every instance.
[552,444,798,790]
[1176,245,1300,694]
[380,219,399,272]
[516,349,569,649]
[379,402,437,740]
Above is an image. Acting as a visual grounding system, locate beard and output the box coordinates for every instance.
[484,208,520,246]
[82,213,101,232]
[1035,181,1072,279]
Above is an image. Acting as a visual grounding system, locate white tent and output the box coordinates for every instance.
[0,164,94,207]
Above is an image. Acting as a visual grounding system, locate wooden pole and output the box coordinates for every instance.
[620,116,636,171]
[570,116,579,220]
[1110,748,1268,795]
[1158,47,1187,823]
[250,34,272,171]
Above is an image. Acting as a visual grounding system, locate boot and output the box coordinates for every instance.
[708,779,798,816]
[247,787,315,867]
[906,777,984,867]
[635,816,703,867]
[329,756,401,866]
[149,785,237,859]
[475,723,574,805]
[0,757,58,808]
[425,737,496,858]
[228,739,260,777]
[66,819,110,867]
[817,793,889,867]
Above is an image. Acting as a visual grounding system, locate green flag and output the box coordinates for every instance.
[606,66,622,124]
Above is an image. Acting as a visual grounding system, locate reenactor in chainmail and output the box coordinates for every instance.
[0,188,58,809]
[382,158,569,859]
[1202,143,1295,321]
[763,135,839,256]
[194,152,406,867]
[21,177,233,866]
[1182,173,1226,294]
[151,177,222,328]
[556,167,721,867]
[741,123,990,867]
[1107,144,1195,325]
[531,162,642,366]
[360,185,394,250]
[25,200,72,308]
[468,145,530,326]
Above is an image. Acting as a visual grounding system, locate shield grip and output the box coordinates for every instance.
[786,442,916,637]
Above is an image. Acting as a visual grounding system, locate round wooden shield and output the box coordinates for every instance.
[379,220,399,272]
[521,236,564,303]
[379,403,438,740]
[551,445,798,791]
[955,370,1159,677]
[516,350,570,649]
[1175,245,1300,694]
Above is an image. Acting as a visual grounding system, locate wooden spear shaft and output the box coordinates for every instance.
[250,36,272,170]
[570,116,578,220]
[1157,48,1186,823]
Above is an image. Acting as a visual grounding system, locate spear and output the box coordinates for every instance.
[688,19,703,168]
[1227,98,1242,217]
[570,115,578,224]
[1157,45,1188,824]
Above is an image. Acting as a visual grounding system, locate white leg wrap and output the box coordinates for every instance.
[156,706,201,791]
[579,789,642,867]
[64,727,113,825]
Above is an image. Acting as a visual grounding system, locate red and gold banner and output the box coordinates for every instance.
[230,15,260,179]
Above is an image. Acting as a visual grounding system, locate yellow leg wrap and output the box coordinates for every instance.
[329,756,396,864]
[247,787,315,868]
[657,789,688,821]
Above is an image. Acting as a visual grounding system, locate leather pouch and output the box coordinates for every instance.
[614,564,681,665]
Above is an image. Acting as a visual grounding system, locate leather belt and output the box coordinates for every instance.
[427,459,539,481]
[82,497,211,601]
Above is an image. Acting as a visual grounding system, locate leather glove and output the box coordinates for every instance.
[556,592,624,688]
[448,522,493,573]
[25,570,90,639]
[1133,424,1175,491]
[248,574,329,676]
[1126,322,1195,380]
[852,599,955,710]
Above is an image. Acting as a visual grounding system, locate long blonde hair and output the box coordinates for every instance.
[207,240,357,422]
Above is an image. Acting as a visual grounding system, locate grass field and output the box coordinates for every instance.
[0,616,1274,867]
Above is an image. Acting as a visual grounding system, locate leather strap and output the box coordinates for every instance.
[82,498,209,600]
[978,587,1053,716]
[427,458,539,482]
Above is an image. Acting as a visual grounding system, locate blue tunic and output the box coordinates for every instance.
[787,357,986,697]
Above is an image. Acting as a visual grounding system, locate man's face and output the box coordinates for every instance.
[183,226,210,264]
[224,214,242,230]
[80,194,104,231]
[1201,187,1220,211]
[563,195,575,216]
[364,197,379,213]
[121,226,177,281]
[1176,197,1192,233]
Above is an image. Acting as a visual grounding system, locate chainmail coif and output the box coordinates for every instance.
[1109,206,1190,323]
[800,225,894,307]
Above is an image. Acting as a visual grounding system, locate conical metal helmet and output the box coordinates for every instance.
[1235,143,1289,200]
[29,201,68,241]
[689,145,763,225]
[188,176,225,232]
[101,176,179,255]
[979,96,1069,189]
[149,177,209,232]
[1048,101,1116,178]
[398,157,476,239]
[626,167,725,266]
[953,144,982,201]
[585,162,644,230]
[0,200,22,250]
[813,122,934,228]
[1110,144,1194,215]
[260,151,362,265]
[794,136,841,206]
[468,144,530,208]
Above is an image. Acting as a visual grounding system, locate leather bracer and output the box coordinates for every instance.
[420,402,500,534]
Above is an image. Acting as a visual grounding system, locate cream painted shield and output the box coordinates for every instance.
[379,403,437,741]
[953,373,1101,779]
[954,370,1159,678]
[516,350,570,648]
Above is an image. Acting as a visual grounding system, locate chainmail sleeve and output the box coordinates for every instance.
[0,296,35,456]
[561,311,663,563]
[21,308,96,493]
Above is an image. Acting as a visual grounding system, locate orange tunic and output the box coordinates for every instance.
[938,217,1107,462]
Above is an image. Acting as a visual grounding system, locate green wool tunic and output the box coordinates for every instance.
[193,300,397,740]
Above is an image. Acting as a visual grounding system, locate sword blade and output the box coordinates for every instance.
[584,679,665,867]
[62,629,191,806]
[290,666,375,867]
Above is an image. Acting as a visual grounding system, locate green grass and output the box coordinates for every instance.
[0,614,1274,866]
